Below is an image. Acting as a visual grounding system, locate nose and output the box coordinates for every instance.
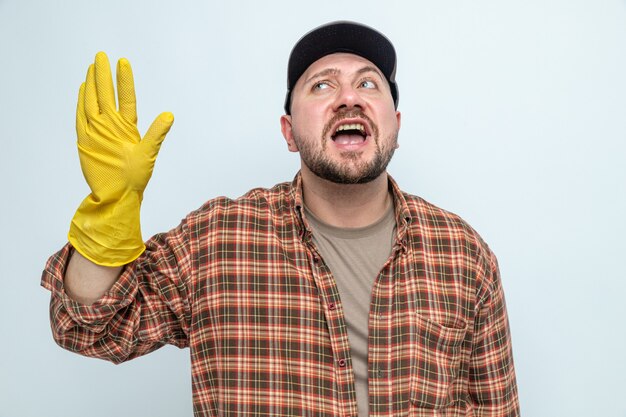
[332,83,365,112]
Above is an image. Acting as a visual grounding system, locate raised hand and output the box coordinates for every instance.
[69,52,174,266]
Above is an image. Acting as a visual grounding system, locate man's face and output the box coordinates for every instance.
[281,53,401,184]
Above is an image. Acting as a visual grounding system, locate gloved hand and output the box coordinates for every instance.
[68,52,174,266]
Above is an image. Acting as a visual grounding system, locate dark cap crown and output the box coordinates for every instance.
[285,21,399,114]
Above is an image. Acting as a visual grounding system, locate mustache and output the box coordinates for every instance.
[321,109,378,139]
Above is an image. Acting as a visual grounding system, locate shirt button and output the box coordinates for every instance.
[338,359,347,367]
[328,302,336,310]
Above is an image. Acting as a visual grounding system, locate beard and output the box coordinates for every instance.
[293,112,399,184]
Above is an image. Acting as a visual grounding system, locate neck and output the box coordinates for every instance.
[300,166,391,228]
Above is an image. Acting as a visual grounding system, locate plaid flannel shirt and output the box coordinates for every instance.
[42,173,519,416]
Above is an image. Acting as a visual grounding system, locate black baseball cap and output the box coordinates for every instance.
[284,21,399,115]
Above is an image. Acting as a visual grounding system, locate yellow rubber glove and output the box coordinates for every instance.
[68,52,174,266]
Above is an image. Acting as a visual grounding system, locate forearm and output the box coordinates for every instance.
[65,250,123,305]
[42,226,193,363]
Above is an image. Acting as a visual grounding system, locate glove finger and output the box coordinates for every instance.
[76,82,87,135]
[84,64,99,120]
[142,112,174,159]
[94,52,117,115]
[117,58,137,124]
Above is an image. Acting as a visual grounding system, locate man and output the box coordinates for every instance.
[42,21,519,416]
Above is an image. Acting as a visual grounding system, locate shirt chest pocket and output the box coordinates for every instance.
[410,314,468,410]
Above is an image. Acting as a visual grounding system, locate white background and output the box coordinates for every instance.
[1,1,625,416]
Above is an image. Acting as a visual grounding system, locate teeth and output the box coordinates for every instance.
[335,123,365,134]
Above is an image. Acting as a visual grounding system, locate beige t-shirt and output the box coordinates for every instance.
[305,204,396,416]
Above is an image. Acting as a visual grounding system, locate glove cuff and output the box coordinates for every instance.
[68,192,145,267]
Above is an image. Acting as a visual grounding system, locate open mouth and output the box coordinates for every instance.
[331,122,368,146]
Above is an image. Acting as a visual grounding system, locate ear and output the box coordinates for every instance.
[394,111,402,149]
[280,114,299,152]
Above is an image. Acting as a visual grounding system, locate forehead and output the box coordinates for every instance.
[298,53,383,84]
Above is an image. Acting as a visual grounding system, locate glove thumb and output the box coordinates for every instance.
[142,112,174,159]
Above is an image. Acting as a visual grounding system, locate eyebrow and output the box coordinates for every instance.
[303,65,385,85]
[356,65,385,80]
[304,68,340,85]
